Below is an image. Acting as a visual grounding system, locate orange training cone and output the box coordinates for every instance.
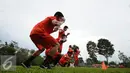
[101,61,108,70]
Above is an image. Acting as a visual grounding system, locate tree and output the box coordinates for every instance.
[9,41,19,49]
[97,38,115,64]
[109,61,117,65]
[86,58,93,65]
[78,57,85,67]
[0,42,16,55]
[0,40,4,48]
[0,40,44,66]
[0,40,19,55]
[86,41,98,63]
[118,51,130,67]
[0,40,17,65]
[118,51,130,63]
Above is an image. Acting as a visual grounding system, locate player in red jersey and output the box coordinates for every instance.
[59,46,74,67]
[21,11,65,68]
[74,48,80,66]
[42,32,70,68]
[57,26,69,41]
[51,42,71,67]
[42,34,66,69]
[68,45,73,53]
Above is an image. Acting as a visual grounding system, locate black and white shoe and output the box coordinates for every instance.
[47,64,52,69]
[40,64,52,69]
[40,65,47,69]
[21,62,31,68]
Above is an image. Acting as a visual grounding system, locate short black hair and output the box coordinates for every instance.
[64,26,68,29]
[61,34,66,37]
[74,49,77,52]
[54,11,64,17]
[69,45,72,48]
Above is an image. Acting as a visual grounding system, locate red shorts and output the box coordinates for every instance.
[45,49,61,59]
[74,55,78,61]
[45,41,62,56]
[30,33,58,51]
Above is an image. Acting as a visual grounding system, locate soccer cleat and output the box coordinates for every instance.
[40,64,52,69]
[21,62,31,68]
[40,65,47,69]
[46,64,52,69]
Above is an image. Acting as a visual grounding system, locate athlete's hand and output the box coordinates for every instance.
[67,33,70,36]
[53,26,60,32]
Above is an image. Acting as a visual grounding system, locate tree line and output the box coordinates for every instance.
[0,40,43,65]
[86,38,130,68]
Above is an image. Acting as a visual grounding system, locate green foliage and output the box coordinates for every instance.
[0,40,43,66]
[0,42,16,55]
[118,51,130,67]
[118,51,130,63]
[86,41,97,57]
[32,56,43,65]
[97,38,115,64]
[86,58,93,65]
[86,41,98,64]
[126,62,130,68]
[109,61,117,65]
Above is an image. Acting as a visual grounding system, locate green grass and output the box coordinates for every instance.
[0,66,130,73]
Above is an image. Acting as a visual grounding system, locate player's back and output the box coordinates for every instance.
[30,16,56,35]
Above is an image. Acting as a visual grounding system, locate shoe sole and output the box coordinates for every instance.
[21,63,28,68]
[40,65,48,69]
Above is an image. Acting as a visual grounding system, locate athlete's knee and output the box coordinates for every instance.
[55,43,60,48]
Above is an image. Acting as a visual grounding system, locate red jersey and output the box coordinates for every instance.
[74,49,80,60]
[59,54,71,65]
[68,48,73,53]
[30,16,56,35]
[58,29,65,39]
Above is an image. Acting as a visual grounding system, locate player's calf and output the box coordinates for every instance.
[21,49,44,68]
[40,55,53,69]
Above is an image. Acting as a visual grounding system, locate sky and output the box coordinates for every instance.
[0,0,130,63]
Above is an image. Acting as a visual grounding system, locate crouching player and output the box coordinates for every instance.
[41,32,70,69]
[21,11,65,68]
[59,47,74,67]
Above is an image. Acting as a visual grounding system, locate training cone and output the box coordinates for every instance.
[101,61,108,70]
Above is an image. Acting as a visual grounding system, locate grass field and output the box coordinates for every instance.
[0,66,130,73]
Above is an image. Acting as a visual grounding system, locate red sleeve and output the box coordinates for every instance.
[59,29,63,32]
